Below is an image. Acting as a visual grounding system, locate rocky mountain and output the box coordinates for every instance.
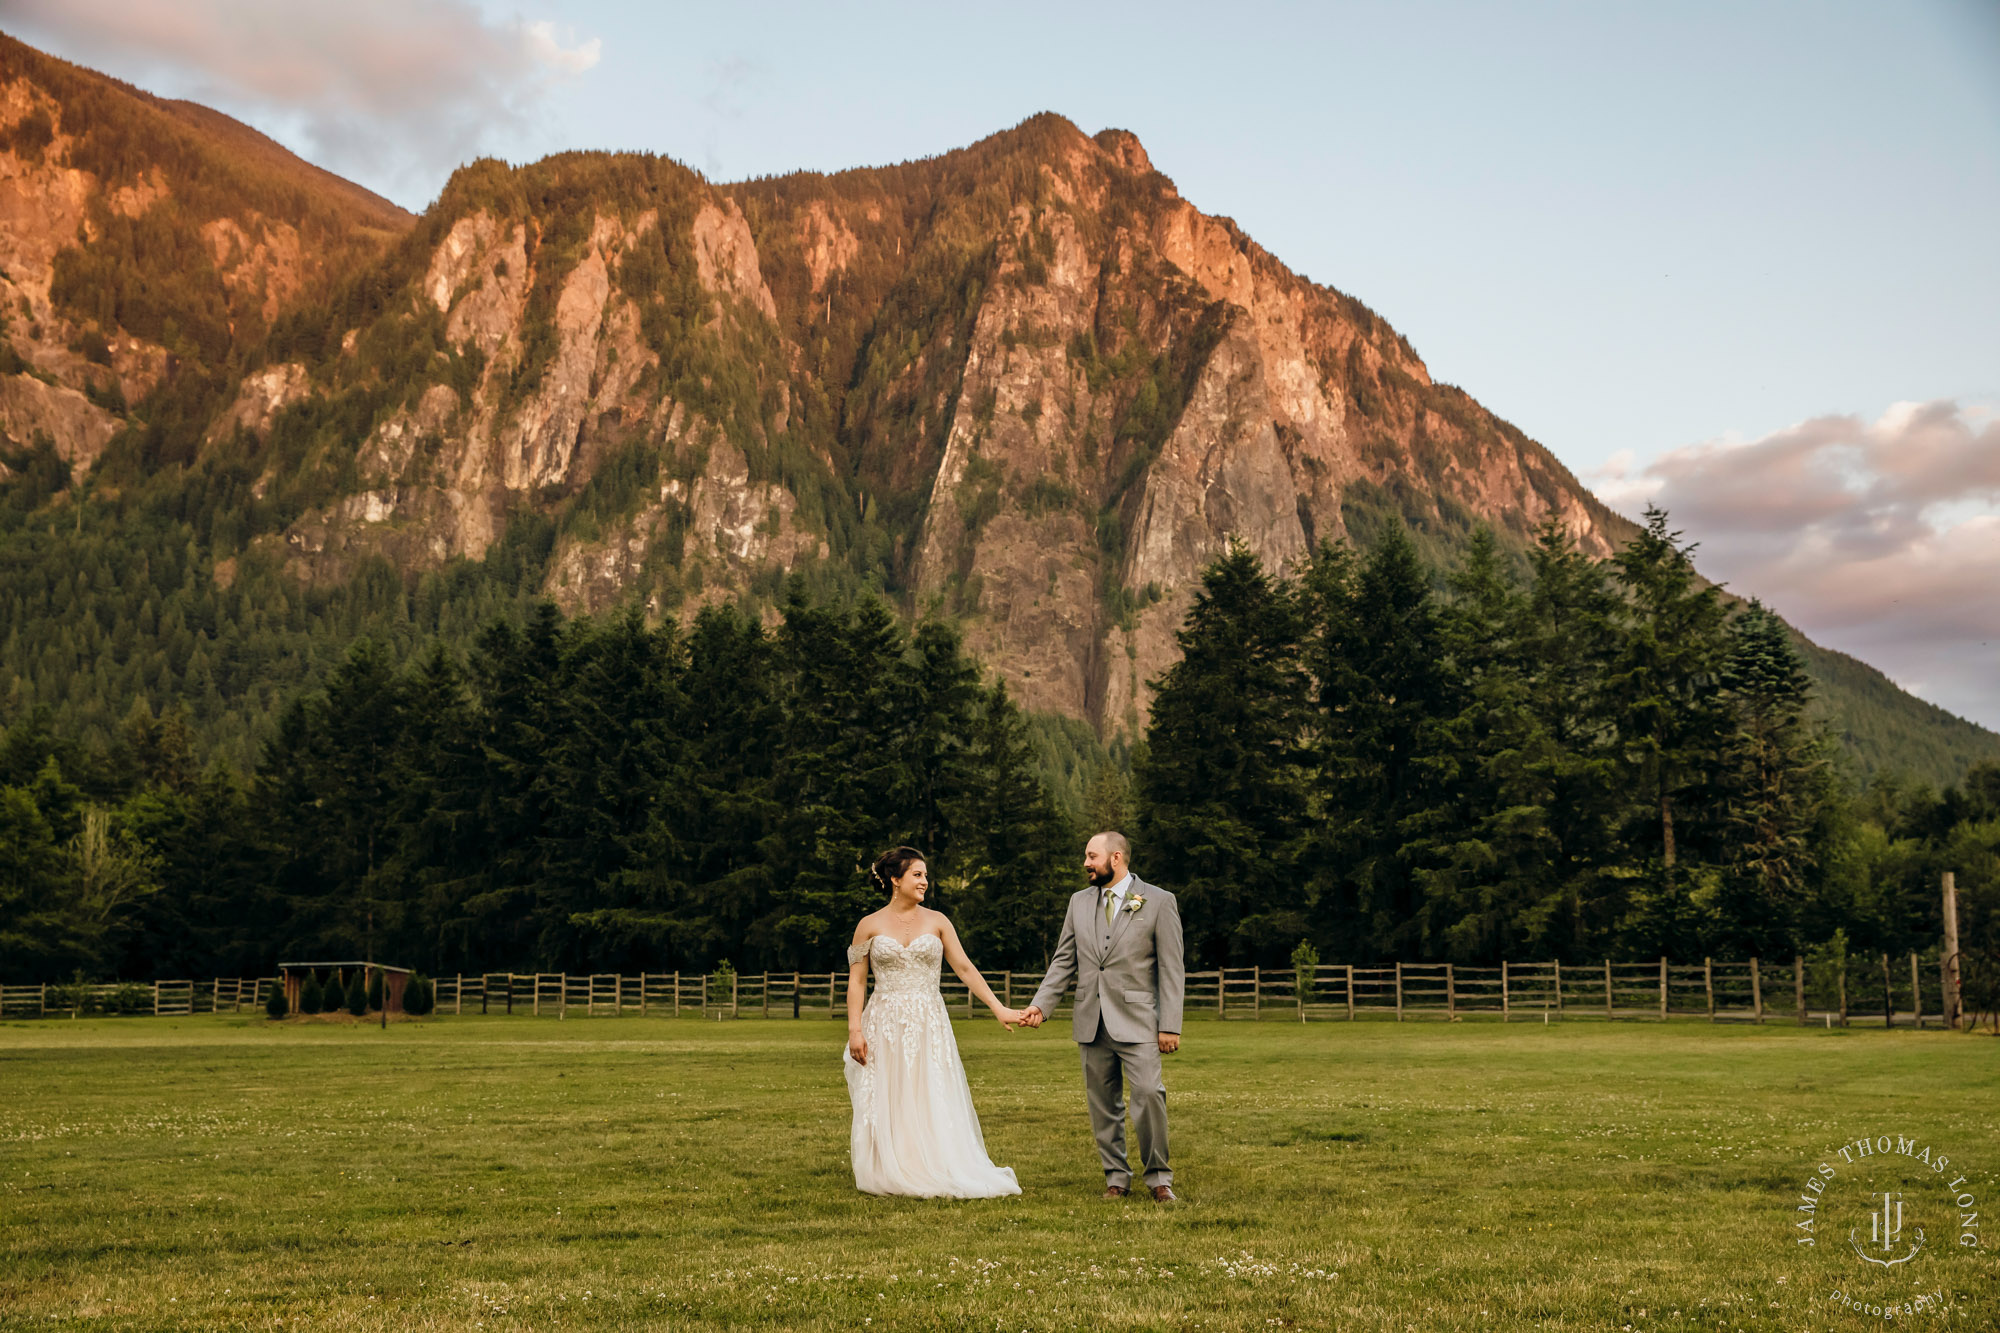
[178,114,1630,739]
[0,32,410,477]
[1,30,1993,783]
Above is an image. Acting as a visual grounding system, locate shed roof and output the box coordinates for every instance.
[278,961,414,975]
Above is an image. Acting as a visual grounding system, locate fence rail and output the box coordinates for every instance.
[0,951,1963,1027]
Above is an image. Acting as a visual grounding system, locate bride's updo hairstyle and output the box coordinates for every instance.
[870,846,926,895]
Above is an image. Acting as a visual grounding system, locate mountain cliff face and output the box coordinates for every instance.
[0,33,409,478]
[168,114,1628,741]
[0,33,1991,780]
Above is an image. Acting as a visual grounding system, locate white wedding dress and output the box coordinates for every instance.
[842,933,1020,1198]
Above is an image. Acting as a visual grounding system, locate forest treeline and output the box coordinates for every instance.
[1,515,1995,984]
[1139,511,1997,973]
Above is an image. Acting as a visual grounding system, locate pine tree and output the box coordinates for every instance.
[1607,507,1732,956]
[1137,541,1309,967]
[949,679,1075,968]
[1709,600,1831,957]
[1302,526,1455,960]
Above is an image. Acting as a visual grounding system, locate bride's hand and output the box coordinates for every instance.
[848,1031,868,1065]
[993,1006,1023,1029]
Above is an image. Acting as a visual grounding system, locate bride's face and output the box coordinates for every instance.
[893,861,928,902]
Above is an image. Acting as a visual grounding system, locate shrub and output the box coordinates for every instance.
[299,974,323,1014]
[1291,939,1320,1017]
[265,985,288,1020]
[708,960,737,1009]
[404,973,434,1017]
[107,983,152,1015]
[344,970,368,1016]
[366,969,384,1012]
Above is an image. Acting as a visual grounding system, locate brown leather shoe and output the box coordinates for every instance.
[1101,1184,1129,1199]
[1150,1184,1178,1203]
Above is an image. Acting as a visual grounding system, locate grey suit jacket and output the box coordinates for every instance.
[1030,875,1185,1043]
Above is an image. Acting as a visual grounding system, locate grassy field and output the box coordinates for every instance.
[1,1014,1994,1332]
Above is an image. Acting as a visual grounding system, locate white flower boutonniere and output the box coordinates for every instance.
[1124,894,1146,914]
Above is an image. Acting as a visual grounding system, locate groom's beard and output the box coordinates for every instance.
[1086,866,1114,887]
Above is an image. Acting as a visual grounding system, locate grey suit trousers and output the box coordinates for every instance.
[1082,1026,1170,1188]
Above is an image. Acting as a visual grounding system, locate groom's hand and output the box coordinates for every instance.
[1157,1032,1180,1054]
[1020,1006,1044,1028]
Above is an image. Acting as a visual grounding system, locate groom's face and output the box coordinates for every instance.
[1083,837,1122,887]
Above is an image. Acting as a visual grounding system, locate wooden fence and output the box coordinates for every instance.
[0,977,276,1019]
[2,953,1959,1027]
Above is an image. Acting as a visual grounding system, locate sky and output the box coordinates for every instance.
[5,0,1998,730]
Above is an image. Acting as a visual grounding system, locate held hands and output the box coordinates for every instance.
[1018,1005,1045,1029]
[993,1006,1025,1029]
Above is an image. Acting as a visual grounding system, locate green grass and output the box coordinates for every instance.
[1,1015,1995,1331]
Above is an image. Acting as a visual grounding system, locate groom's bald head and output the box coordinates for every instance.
[1084,831,1130,886]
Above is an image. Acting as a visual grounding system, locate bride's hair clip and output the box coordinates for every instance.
[870,845,926,894]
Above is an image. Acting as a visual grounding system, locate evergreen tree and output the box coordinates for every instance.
[1303,526,1455,960]
[1137,541,1309,967]
[1709,601,1831,957]
[949,679,1075,968]
[1607,507,1731,957]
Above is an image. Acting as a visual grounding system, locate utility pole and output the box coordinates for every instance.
[1941,871,1962,1030]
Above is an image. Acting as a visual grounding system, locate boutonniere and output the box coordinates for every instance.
[1124,894,1146,914]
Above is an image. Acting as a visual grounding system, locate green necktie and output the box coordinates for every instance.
[1104,888,1117,925]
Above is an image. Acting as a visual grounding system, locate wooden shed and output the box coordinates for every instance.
[279,961,413,1014]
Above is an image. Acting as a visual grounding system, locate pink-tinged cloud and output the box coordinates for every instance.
[1592,401,2000,732]
[4,0,600,207]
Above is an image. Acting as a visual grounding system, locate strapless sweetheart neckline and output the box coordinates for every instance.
[873,933,942,951]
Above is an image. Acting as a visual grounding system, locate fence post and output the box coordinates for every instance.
[1795,956,1807,1026]
[1252,967,1261,1019]
[732,972,739,1021]
[1218,970,1227,1020]
[1704,957,1714,1021]
[1909,952,1923,1029]
[1750,957,1763,1023]
[1345,964,1355,1021]
[1880,953,1892,1028]
[1603,960,1613,1019]
[1942,871,1962,1030]
[1446,964,1456,1019]
[1501,960,1510,1022]
[1837,958,1847,1026]
[1394,962,1404,1022]
[1554,960,1563,1020]
[761,972,770,1020]
[1659,956,1668,1021]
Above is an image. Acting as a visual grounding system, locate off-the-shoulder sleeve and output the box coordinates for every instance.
[846,940,871,965]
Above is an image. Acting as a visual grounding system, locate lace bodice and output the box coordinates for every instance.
[848,933,944,996]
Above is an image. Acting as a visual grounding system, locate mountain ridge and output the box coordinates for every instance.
[0,32,1993,785]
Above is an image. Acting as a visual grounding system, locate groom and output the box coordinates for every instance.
[1021,832,1185,1202]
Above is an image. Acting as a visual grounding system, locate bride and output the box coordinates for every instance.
[843,845,1023,1197]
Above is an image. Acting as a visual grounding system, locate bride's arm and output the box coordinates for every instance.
[846,925,872,1064]
[937,917,1021,1026]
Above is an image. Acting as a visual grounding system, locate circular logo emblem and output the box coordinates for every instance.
[1789,1132,1985,1320]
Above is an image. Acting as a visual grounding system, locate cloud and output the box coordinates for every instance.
[1591,401,2000,732]
[3,0,600,207]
